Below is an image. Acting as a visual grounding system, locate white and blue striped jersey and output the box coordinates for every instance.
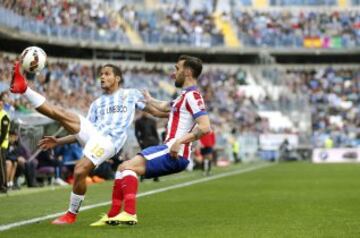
[86,88,145,153]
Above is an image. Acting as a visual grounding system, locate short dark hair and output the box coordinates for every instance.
[178,55,203,78]
[102,64,123,84]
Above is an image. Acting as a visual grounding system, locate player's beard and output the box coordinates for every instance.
[174,73,185,88]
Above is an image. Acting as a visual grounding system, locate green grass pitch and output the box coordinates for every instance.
[1,162,360,238]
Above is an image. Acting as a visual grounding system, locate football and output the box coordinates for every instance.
[19,46,47,73]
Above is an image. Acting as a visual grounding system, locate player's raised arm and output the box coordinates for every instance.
[142,90,171,113]
[143,103,169,118]
[133,89,169,118]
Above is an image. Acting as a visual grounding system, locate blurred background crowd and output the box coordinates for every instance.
[0,53,358,149]
[1,0,360,48]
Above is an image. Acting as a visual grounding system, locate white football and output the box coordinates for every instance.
[20,46,47,73]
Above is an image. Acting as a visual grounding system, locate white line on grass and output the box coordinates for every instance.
[0,163,271,232]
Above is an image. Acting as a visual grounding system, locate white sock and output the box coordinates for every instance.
[115,171,123,180]
[68,192,85,214]
[24,87,46,108]
[122,170,137,178]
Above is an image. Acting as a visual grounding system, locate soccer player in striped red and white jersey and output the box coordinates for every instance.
[92,55,211,226]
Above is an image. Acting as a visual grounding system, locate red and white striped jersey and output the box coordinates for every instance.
[165,85,207,159]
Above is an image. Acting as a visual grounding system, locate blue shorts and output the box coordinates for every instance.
[139,144,190,179]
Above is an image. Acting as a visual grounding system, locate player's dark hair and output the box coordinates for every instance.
[178,55,203,78]
[102,64,123,85]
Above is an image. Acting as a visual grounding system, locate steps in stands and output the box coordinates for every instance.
[213,12,240,48]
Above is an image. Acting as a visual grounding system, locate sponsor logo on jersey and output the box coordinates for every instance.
[99,105,128,115]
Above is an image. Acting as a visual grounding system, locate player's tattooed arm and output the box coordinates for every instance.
[190,127,204,140]
[169,115,211,158]
[178,120,211,145]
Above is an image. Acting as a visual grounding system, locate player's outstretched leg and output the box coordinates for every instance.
[10,61,80,134]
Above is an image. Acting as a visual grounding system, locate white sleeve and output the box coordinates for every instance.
[185,91,207,119]
[133,89,146,110]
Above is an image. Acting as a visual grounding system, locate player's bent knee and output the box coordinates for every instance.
[119,155,144,170]
[118,162,129,171]
[119,155,146,176]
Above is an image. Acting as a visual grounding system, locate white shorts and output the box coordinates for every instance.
[75,115,116,166]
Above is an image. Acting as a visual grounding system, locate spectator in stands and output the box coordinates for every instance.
[135,111,160,182]
[0,92,15,115]
[324,137,334,149]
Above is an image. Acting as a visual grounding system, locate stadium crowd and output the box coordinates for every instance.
[0,0,129,43]
[232,10,360,48]
[286,67,360,147]
[0,0,223,47]
[2,0,360,48]
[134,7,224,46]
[1,53,359,149]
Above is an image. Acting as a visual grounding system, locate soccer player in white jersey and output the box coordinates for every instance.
[91,55,211,226]
[10,62,167,225]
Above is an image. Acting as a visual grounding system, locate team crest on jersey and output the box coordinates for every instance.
[197,99,205,110]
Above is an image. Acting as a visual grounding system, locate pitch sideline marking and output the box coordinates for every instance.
[0,163,272,232]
